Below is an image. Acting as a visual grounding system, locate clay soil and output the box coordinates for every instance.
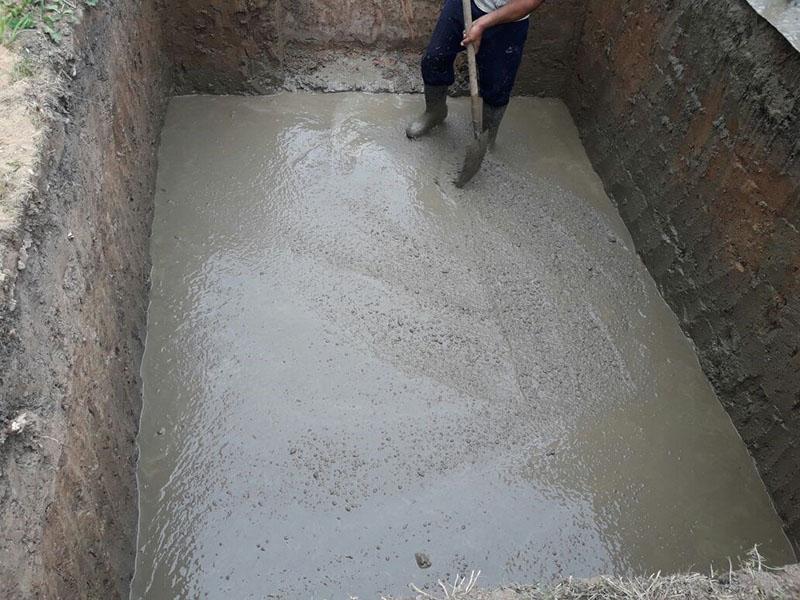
[0,3,168,596]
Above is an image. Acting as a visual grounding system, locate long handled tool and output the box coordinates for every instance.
[455,0,491,188]
[462,0,482,139]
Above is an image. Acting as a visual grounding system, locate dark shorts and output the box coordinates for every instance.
[421,0,530,107]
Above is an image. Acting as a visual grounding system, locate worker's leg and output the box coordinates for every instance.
[407,0,470,139]
[476,18,530,144]
[420,0,469,88]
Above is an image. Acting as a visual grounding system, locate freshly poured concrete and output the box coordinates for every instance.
[748,0,800,50]
[132,93,795,599]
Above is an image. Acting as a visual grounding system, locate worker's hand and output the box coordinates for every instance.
[461,18,487,54]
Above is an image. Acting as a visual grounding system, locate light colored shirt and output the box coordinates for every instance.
[473,0,530,19]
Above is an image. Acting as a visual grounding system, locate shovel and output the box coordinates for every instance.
[454,0,490,188]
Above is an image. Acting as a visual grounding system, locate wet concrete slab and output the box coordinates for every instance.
[748,0,800,51]
[131,93,795,599]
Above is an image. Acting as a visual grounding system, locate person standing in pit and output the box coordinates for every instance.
[406,0,546,144]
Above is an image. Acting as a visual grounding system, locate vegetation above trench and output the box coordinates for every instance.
[1,0,97,45]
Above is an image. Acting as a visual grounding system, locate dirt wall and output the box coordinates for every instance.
[163,0,585,96]
[0,2,170,598]
[566,0,800,550]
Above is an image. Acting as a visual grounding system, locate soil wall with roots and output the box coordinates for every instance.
[0,1,170,598]
[162,0,586,96]
[566,0,800,552]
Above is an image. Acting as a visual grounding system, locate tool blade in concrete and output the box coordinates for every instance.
[454,131,491,188]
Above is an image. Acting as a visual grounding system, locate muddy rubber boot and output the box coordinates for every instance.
[483,102,507,148]
[405,85,448,139]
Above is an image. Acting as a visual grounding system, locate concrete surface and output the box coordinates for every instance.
[748,0,800,50]
[131,93,794,599]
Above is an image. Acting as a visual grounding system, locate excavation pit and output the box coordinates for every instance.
[131,93,793,598]
[1,0,799,598]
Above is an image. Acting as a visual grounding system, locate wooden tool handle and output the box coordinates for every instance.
[461,0,483,138]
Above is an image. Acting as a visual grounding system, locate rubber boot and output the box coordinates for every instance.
[483,102,507,148]
[405,85,448,139]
